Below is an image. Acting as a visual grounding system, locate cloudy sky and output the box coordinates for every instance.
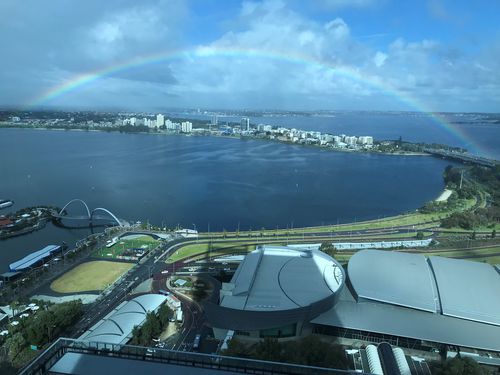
[1,0,499,112]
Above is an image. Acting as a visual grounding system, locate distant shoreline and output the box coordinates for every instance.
[0,124,431,158]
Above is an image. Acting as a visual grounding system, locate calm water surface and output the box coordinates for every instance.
[0,127,463,268]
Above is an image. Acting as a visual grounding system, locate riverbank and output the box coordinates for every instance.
[0,123,431,158]
[436,189,453,202]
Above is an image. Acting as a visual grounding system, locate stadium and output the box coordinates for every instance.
[205,245,345,340]
[207,246,500,357]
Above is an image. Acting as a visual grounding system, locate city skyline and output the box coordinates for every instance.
[1,0,499,113]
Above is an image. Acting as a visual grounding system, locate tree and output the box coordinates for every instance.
[320,242,337,256]
[470,231,476,240]
[430,357,487,375]
[492,229,496,239]
[286,336,348,369]
[157,304,173,327]
[223,338,251,358]
[139,312,162,344]
[130,326,142,345]
[253,338,282,362]
[4,333,26,362]
[416,231,424,240]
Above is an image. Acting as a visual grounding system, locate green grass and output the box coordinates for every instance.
[423,245,500,258]
[167,242,259,263]
[438,223,500,233]
[466,256,500,265]
[50,261,134,293]
[93,235,159,259]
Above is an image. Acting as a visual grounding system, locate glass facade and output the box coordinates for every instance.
[260,323,297,338]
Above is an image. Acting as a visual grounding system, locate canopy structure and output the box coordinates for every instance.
[79,294,167,345]
[9,245,61,272]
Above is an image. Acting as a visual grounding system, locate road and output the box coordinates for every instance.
[67,221,498,350]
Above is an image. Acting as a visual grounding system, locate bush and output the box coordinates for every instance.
[223,336,348,370]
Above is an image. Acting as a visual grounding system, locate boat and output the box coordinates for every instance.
[0,199,14,209]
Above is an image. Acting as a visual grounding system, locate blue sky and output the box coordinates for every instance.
[1,0,499,112]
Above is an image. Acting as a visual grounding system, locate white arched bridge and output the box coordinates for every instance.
[52,199,126,227]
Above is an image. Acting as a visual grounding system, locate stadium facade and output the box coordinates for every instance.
[205,245,345,340]
[207,246,500,354]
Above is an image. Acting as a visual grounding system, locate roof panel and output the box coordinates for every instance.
[221,246,344,312]
[9,245,60,271]
[429,256,500,326]
[79,294,166,345]
[348,250,439,313]
[312,299,500,352]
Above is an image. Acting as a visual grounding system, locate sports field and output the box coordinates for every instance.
[93,234,159,259]
[50,261,134,293]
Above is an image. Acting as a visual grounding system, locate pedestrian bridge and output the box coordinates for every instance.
[52,199,126,227]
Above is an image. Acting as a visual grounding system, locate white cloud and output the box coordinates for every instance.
[162,0,500,111]
[1,0,499,112]
[324,18,350,39]
[373,51,387,67]
[85,6,171,60]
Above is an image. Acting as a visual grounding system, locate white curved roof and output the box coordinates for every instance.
[347,250,500,327]
[79,294,167,344]
[221,246,344,312]
[429,256,500,326]
[366,345,383,375]
[392,347,411,375]
[348,250,440,312]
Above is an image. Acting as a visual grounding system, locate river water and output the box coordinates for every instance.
[0,118,498,269]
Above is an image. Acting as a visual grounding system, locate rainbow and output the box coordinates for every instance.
[27,46,478,153]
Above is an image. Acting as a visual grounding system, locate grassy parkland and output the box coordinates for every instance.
[50,261,134,293]
[93,234,159,260]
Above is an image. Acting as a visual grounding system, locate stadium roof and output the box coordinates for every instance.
[347,250,440,313]
[347,250,500,327]
[312,292,500,352]
[221,246,344,312]
[429,256,500,326]
[314,250,500,351]
[9,245,61,272]
[79,294,166,345]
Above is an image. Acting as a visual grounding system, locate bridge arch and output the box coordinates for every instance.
[91,208,123,227]
[59,199,91,218]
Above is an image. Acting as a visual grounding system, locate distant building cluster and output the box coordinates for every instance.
[244,123,373,150]
[205,114,374,150]
[3,111,376,152]
[122,114,192,133]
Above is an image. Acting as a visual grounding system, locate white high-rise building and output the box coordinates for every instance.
[156,114,165,127]
[344,136,358,145]
[358,136,374,145]
[181,121,192,133]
